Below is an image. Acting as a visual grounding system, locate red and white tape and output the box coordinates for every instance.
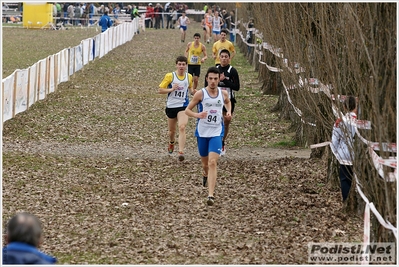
[361,202,370,265]
[371,142,397,153]
[369,147,397,182]
[356,177,397,240]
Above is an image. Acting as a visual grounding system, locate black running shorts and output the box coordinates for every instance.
[188,65,201,77]
[165,106,186,119]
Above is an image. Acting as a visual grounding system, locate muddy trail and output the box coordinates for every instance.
[2,21,362,264]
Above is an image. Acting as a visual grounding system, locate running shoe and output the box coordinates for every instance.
[178,152,185,161]
[168,142,174,154]
[220,145,226,156]
[207,196,215,206]
[202,176,207,187]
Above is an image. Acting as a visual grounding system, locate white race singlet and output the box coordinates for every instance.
[213,17,222,32]
[195,88,225,137]
[166,72,190,108]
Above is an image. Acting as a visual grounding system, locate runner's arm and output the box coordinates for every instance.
[185,91,207,119]
[201,45,208,63]
[222,90,232,116]
[230,47,236,60]
[188,74,195,95]
[212,43,217,59]
[224,68,240,92]
[158,73,177,94]
[184,43,191,57]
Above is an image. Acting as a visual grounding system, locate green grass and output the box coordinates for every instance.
[2,27,99,77]
[271,139,297,148]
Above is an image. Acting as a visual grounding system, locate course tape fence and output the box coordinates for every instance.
[235,21,397,242]
[2,18,140,124]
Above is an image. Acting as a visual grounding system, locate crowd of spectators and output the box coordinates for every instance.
[144,2,188,29]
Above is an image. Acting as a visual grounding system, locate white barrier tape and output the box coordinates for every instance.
[312,140,397,183]
[235,29,257,47]
[378,158,397,168]
[310,141,331,149]
[369,147,396,182]
[261,41,284,58]
[371,142,397,153]
[355,120,372,130]
[331,94,348,102]
[285,64,306,74]
[319,82,332,98]
[355,177,398,240]
[354,125,397,154]
[281,80,316,127]
[361,202,370,265]
[369,202,398,239]
[261,59,283,72]
[336,113,372,130]
[256,49,285,72]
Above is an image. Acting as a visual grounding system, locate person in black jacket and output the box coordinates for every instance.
[2,212,57,264]
[204,49,240,156]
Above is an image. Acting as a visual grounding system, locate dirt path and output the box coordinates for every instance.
[3,140,311,160]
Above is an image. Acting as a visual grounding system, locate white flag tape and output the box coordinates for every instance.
[355,178,397,240]
[371,142,397,153]
[361,202,370,265]
[369,147,396,182]
[310,142,331,149]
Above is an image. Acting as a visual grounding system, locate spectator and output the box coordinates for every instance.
[107,4,114,16]
[154,3,163,29]
[55,2,61,23]
[98,4,104,15]
[88,3,95,25]
[330,95,357,202]
[63,2,69,24]
[229,10,235,42]
[171,6,178,29]
[221,9,228,29]
[165,3,173,29]
[177,5,183,20]
[67,3,74,25]
[161,3,165,28]
[73,3,81,26]
[113,4,120,19]
[131,4,140,20]
[52,3,57,19]
[145,3,154,28]
[246,19,254,54]
[99,10,113,32]
[2,212,57,264]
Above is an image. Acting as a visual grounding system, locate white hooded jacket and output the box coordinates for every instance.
[330,112,357,165]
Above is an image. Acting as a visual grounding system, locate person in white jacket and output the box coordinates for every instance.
[330,95,357,202]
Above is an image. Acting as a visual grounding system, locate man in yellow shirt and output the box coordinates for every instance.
[212,29,236,66]
[185,33,208,91]
[158,56,194,161]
